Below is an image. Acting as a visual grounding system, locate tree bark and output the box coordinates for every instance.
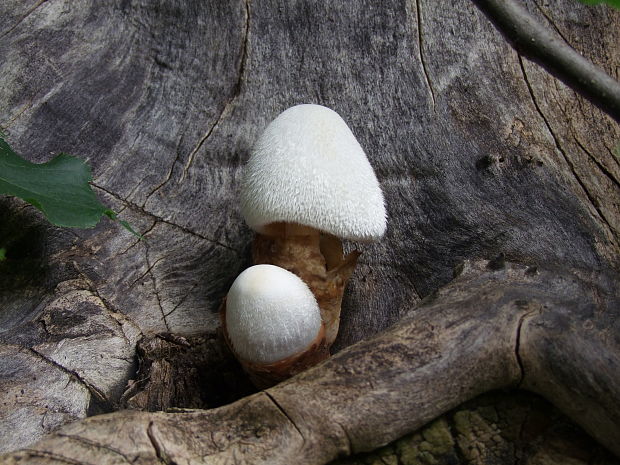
[0,0,619,463]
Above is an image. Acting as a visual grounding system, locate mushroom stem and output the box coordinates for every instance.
[252,222,360,347]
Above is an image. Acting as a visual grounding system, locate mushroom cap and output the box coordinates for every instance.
[241,104,387,241]
[225,264,322,365]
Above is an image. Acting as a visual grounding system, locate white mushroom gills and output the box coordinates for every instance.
[240,104,387,241]
[225,264,322,365]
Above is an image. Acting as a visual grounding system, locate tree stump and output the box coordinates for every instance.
[0,0,618,463]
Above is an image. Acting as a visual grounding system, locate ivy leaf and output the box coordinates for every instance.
[577,0,620,9]
[0,136,140,236]
[0,248,5,262]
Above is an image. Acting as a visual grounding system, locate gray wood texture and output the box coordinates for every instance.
[0,0,619,462]
[1,261,619,464]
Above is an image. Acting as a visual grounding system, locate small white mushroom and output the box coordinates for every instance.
[226,264,322,364]
[222,264,328,387]
[239,104,387,346]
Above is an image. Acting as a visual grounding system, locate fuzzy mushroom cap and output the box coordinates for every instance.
[241,104,387,241]
[225,264,322,365]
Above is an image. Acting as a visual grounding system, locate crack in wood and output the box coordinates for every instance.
[146,421,176,465]
[111,220,156,259]
[72,266,144,345]
[144,250,171,332]
[163,281,200,318]
[55,434,133,464]
[27,347,113,411]
[92,183,240,254]
[21,449,84,465]
[514,307,539,388]
[180,0,251,182]
[413,0,436,111]
[517,55,617,240]
[144,0,252,205]
[263,392,306,449]
[573,135,620,193]
[0,0,49,39]
[141,131,187,209]
[127,255,165,291]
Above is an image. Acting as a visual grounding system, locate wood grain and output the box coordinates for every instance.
[1,261,618,464]
[0,0,618,461]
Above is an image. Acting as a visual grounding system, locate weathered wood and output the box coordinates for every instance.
[1,261,618,464]
[0,0,619,461]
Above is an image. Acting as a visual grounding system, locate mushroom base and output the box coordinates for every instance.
[220,303,329,389]
[252,223,360,347]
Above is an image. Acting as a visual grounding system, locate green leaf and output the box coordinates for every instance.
[577,0,620,9]
[0,136,139,235]
[0,248,5,262]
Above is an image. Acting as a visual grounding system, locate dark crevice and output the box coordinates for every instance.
[112,219,157,259]
[127,255,165,291]
[413,0,436,110]
[146,421,176,465]
[163,281,199,318]
[177,100,231,185]
[180,0,251,180]
[27,347,114,412]
[21,449,82,465]
[517,55,617,239]
[55,434,133,464]
[141,127,187,205]
[517,406,530,458]
[144,250,170,332]
[72,265,144,345]
[573,136,620,192]
[264,392,306,448]
[514,309,537,387]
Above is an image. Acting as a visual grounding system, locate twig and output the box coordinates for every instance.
[472,0,620,122]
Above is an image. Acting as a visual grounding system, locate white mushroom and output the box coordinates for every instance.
[223,264,328,387]
[239,104,387,346]
[241,104,386,241]
[226,264,322,364]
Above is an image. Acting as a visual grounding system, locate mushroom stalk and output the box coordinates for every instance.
[252,222,360,346]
